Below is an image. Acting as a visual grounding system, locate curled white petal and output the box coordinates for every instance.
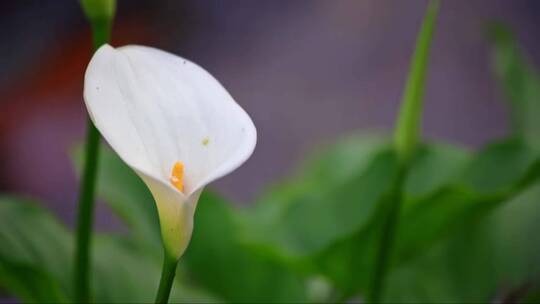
[83,44,257,258]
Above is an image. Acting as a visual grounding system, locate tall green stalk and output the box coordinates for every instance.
[75,1,115,302]
[394,0,440,164]
[367,167,406,303]
[367,1,439,302]
[74,122,101,303]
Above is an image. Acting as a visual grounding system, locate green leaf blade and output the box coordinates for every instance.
[489,24,540,149]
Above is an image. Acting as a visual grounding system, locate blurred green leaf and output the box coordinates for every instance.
[383,241,459,303]
[241,135,396,259]
[0,196,72,303]
[397,138,540,261]
[490,24,540,149]
[459,138,537,195]
[313,195,387,298]
[92,236,217,303]
[404,142,470,201]
[384,138,540,302]
[240,134,470,298]
[0,261,67,303]
[385,181,540,303]
[298,134,390,187]
[379,25,540,301]
[377,28,540,300]
[183,191,308,302]
[246,148,398,259]
[488,183,540,289]
[0,196,216,303]
[313,137,540,298]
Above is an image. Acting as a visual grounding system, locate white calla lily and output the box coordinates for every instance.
[83,44,257,259]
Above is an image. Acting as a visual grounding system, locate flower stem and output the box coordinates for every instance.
[74,18,112,303]
[394,0,439,164]
[366,1,439,302]
[367,167,405,303]
[155,253,179,304]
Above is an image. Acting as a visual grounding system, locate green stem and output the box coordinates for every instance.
[366,2,439,302]
[89,19,112,51]
[367,167,406,303]
[155,253,179,304]
[74,18,112,303]
[394,0,439,164]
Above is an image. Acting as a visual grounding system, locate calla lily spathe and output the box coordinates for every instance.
[83,44,257,259]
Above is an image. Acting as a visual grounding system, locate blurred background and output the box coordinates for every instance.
[0,0,539,231]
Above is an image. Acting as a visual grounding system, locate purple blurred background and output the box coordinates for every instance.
[1,0,539,230]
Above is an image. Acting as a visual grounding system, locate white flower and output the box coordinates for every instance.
[83,44,257,259]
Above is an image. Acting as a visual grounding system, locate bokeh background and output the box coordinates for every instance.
[1,0,539,231]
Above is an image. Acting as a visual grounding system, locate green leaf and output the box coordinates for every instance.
[0,257,67,303]
[385,181,540,302]
[314,138,540,298]
[383,138,540,302]
[394,0,439,162]
[404,142,470,200]
[487,183,540,288]
[383,242,460,303]
[490,24,540,149]
[396,138,540,265]
[0,196,217,303]
[0,196,72,302]
[242,134,396,259]
[237,132,471,298]
[183,192,308,302]
[313,199,387,298]
[298,134,390,187]
[459,138,537,195]
[92,236,217,303]
[249,149,398,258]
